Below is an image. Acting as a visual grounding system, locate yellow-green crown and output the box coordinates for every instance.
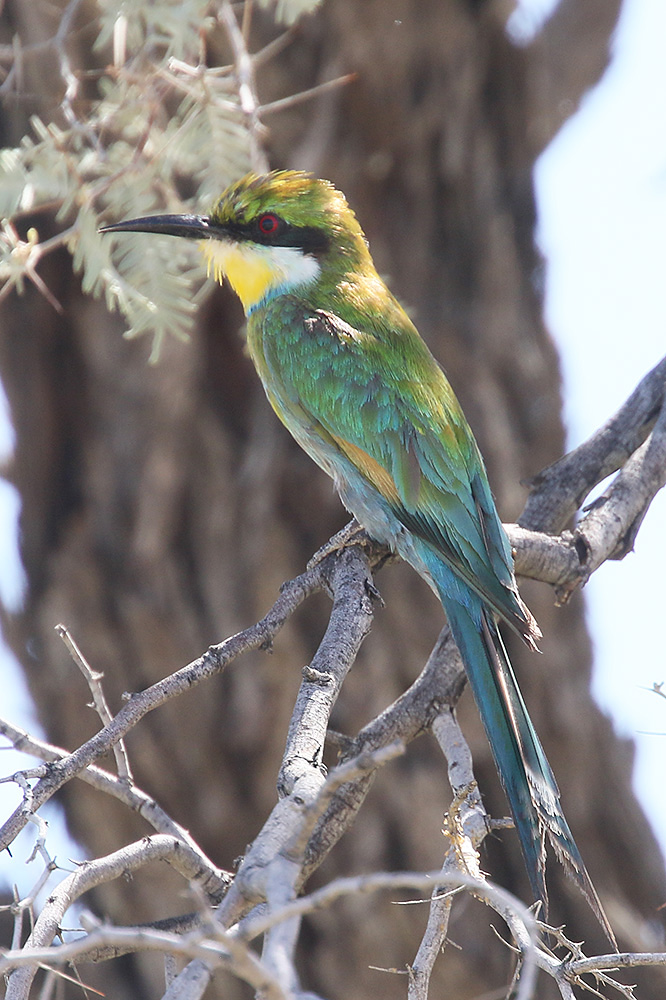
[209,170,370,258]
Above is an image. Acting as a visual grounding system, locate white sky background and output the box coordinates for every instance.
[0,0,665,898]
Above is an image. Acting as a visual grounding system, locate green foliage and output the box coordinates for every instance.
[164,88,252,205]
[0,0,322,358]
[69,207,201,361]
[0,120,73,219]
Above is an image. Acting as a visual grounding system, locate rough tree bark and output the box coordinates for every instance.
[1,1,665,998]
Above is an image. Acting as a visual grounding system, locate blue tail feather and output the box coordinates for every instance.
[426,556,616,946]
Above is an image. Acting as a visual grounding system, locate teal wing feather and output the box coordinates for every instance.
[253,300,536,643]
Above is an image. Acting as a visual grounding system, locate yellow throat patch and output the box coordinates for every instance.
[200,239,320,314]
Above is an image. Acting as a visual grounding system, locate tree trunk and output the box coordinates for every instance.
[1,1,664,997]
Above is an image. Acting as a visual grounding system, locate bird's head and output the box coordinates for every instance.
[101,171,375,314]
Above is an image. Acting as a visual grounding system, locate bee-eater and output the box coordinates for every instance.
[101,170,613,941]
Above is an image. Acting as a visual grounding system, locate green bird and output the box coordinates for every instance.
[102,170,613,941]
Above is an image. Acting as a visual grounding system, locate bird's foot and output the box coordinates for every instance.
[307,519,368,570]
[442,783,483,879]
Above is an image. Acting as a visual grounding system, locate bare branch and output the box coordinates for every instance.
[278,546,380,795]
[408,702,492,998]
[9,838,659,1000]
[2,835,232,1000]
[208,545,386,935]
[55,623,134,784]
[160,959,212,1000]
[217,0,269,172]
[519,355,666,533]
[311,628,463,855]
[52,0,87,130]
[260,73,358,116]
[294,741,405,864]
[0,559,327,853]
[261,743,404,993]
[3,356,665,997]
[568,951,666,975]
[0,717,226,895]
[239,867,539,1000]
[534,923,658,998]
[1,865,538,1000]
[574,389,666,565]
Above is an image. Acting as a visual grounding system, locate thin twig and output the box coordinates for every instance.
[0,560,327,854]
[239,868,539,1000]
[241,0,254,41]
[1,835,239,1000]
[0,716,230,901]
[252,27,299,68]
[408,711,489,999]
[55,623,134,784]
[53,0,88,130]
[217,0,269,172]
[567,951,666,975]
[260,73,357,116]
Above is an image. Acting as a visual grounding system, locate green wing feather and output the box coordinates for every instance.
[252,300,537,643]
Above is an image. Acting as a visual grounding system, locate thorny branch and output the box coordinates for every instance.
[0,717,230,885]
[0,869,538,1000]
[0,556,333,853]
[2,836,230,1000]
[514,354,666,602]
[519,355,666,533]
[2,360,665,998]
[55,622,134,784]
[217,0,269,173]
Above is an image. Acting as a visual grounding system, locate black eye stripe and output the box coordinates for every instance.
[218,217,330,255]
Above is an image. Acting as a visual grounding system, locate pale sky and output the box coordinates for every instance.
[1,0,665,897]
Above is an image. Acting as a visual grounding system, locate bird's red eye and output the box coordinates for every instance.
[258,213,281,235]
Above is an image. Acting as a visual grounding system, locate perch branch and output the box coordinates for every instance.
[298,627,466,883]
[278,546,381,794]
[519,355,666,533]
[211,544,384,930]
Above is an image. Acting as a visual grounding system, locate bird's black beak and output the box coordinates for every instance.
[99,214,216,240]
